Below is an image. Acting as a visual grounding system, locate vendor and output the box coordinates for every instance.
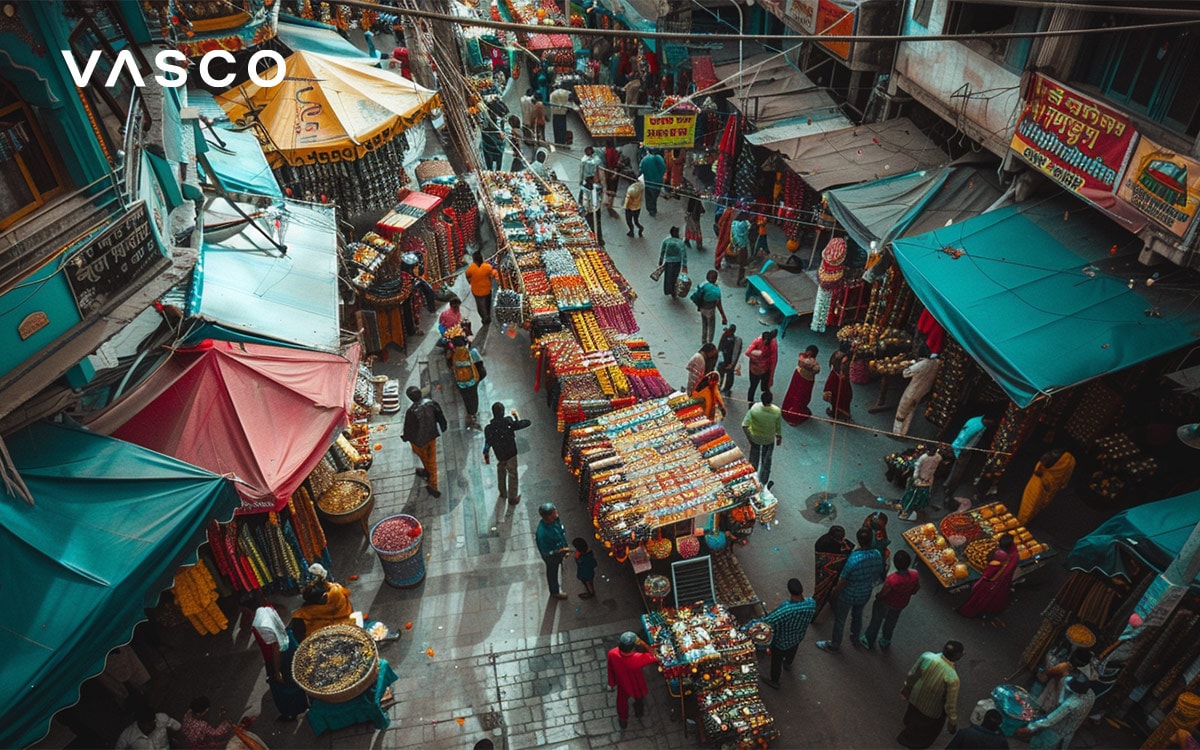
[290,570,354,642]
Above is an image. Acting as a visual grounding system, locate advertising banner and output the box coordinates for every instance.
[1116,136,1200,239]
[780,0,852,59]
[1009,73,1135,202]
[643,114,696,148]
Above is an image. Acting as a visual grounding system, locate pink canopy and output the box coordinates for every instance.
[87,340,359,513]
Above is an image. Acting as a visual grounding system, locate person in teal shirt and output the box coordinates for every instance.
[943,415,996,500]
[639,149,666,217]
[658,226,688,296]
[536,503,571,600]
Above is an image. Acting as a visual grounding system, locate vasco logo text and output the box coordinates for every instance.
[61,49,286,89]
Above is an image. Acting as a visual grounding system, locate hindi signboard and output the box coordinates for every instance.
[1116,135,1200,239]
[643,114,696,148]
[65,201,166,317]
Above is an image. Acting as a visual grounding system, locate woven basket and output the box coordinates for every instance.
[415,160,456,183]
[292,624,379,704]
[316,473,374,525]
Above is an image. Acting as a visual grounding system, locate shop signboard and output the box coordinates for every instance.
[1116,135,1200,239]
[65,201,167,317]
[1009,73,1136,205]
[643,114,696,148]
[779,0,852,59]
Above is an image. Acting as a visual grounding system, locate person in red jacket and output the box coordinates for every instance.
[744,329,778,402]
[606,631,659,729]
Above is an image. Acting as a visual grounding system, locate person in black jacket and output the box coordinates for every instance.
[402,386,448,497]
[482,401,531,505]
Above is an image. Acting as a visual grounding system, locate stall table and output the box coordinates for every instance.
[306,658,398,735]
[374,191,443,242]
[575,85,636,140]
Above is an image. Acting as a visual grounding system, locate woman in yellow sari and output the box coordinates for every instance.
[692,372,726,422]
[1018,449,1075,524]
[289,579,354,642]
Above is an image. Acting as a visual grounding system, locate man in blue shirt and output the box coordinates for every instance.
[817,527,884,653]
[943,415,996,502]
[753,578,816,689]
[639,149,666,217]
[536,503,571,600]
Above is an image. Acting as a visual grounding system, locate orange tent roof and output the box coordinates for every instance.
[217,50,440,168]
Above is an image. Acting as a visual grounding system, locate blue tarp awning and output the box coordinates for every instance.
[1067,492,1200,587]
[183,199,342,352]
[825,168,950,251]
[0,422,239,749]
[191,90,282,200]
[276,18,376,59]
[891,203,1200,407]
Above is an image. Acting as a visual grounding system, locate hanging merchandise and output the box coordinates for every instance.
[924,337,970,429]
[172,559,228,635]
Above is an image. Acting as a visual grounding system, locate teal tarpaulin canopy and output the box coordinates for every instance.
[191,90,282,200]
[0,422,239,749]
[825,168,950,251]
[1067,492,1200,587]
[891,203,1200,407]
[277,18,377,59]
[183,200,341,352]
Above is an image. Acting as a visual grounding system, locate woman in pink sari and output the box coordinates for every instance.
[957,534,1019,626]
[822,340,854,421]
[782,345,820,425]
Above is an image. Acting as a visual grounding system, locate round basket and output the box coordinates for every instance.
[371,514,426,588]
[316,472,375,538]
[292,624,379,704]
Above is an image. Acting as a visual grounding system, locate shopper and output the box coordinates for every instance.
[606,632,659,729]
[579,174,604,247]
[116,707,180,750]
[946,709,1009,749]
[549,85,571,144]
[816,526,883,653]
[250,601,309,721]
[956,533,1019,626]
[536,502,571,600]
[528,148,551,180]
[1015,676,1094,750]
[731,216,752,285]
[658,226,688,297]
[684,191,705,249]
[685,344,717,393]
[623,177,645,237]
[639,148,666,217]
[744,329,779,402]
[506,115,526,171]
[402,386,448,497]
[781,345,820,425]
[943,415,996,499]
[691,372,725,422]
[863,510,892,565]
[899,445,943,521]
[893,347,940,435]
[180,697,233,749]
[602,140,622,215]
[519,88,536,141]
[742,390,782,486]
[716,325,743,397]
[465,251,499,325]
[482,402,531,505]
[530,93,546,142]
[1017,448,1076,525]
[860,549,920,651]
[690,269,727,345]
[450,335,485,428]
[664,148,685,195]
[813,525,854,616]
[752,578,816,689]
[823,339,855,421]
[572,537,597,599]
[580,144,602,186]
[897,640,964,749]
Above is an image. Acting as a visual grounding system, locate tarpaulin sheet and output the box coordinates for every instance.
[0,422,239,749]
[1067,492,1200,587]
[192,89,283,200]
[892,202,1200,407]
[276,18,376,59]
[86,340,359,513]
[825,168,950,250]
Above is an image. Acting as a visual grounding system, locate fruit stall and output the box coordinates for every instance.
[902,501,1055,593]
[574,84,636,140]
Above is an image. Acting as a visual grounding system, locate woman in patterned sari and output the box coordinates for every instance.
[813,526,854,616]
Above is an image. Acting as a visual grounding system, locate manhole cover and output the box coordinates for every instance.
[480,710,505,731]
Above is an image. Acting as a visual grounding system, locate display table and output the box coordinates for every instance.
[575,85,636,139]
[375,191,443,242]
[306,658,398,735]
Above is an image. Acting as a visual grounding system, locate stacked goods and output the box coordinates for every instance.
[711,548,758,608]
[1089,432,1157,501]
[574,85,636,139]
[904,502,1052,587]
[292,624,379,703]
[1064,381,1123,447]
[345,232,395,290]
[903,523,968,587]
[925,338,970,428]
[980,400,1043,483]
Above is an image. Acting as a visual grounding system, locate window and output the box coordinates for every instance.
[1073,22,1200,137]
[0,82,64,229]
[944,1,1041,72]
[912,0,933,29]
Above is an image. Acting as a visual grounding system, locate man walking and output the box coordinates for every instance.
[580,144,602,187]
[464,251,498,325]
[742,390,782,487]
[658,226,688,297]
[753,578,816,689]
[897,640,964,749]
[536,503,571,600]
[483,402,531,506]
[716,325,743,397]
[607,632,659,729]
[519,88,535,142]
[816,526,884,654]
[623,177,645,237]
[401,386,448,497]
[579,174,604,247]
[860,549,920,650]
[893,347,940,436]
[639,148,666,217]
[691,269,727,345]
[943,415,996,499]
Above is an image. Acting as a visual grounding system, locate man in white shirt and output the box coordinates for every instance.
[893,348,940,436]
[116,708,180,750]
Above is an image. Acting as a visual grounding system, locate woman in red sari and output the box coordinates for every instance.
[782,345,820,425]
[957,534,1019,626]
[822,340,854,420]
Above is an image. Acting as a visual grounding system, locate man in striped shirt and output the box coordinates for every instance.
[898,640,964,749]
[753,578,816,689]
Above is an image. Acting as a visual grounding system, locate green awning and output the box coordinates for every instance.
[0,422,239,749]
[1067,492,1200,587]
[892,202,1200,407]
[825,168,949,251]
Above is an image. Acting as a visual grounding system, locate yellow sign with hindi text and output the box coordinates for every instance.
[643,114,696,148]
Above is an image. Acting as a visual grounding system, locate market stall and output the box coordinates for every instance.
[575,84,636,140]
[499,0,575,72]
[902,501,1055,593]
[293,624,399,735]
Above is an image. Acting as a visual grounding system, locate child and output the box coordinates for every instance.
[573,537,597,599]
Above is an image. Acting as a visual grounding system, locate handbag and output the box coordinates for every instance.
[674,272,692,297]
[650,264,665,282]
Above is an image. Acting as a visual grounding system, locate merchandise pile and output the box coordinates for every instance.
[575,85,636,139]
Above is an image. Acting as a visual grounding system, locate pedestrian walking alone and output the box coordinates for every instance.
[602,140,622,215]
[744,329,778,402]
[684,191,705,249]
[623,177,645,236]
[401,386,448,497]
[536,503,571,600]
[816,526,883,654]
[781,345,820,425]
[861,549,920,650]
[899,445,943,521]
[464,251,498,325]
[716,325,743,397]
[943,415,996,500]
[685,343,718,393]
[639,149,666,217]
[742,390,782,486]
[449,335,485,428]
[482,402,531,505]
[579,174,604,246]
[658,226,688,297]
[751,578,816,689]
[606,632,659,729]
[897,640,964,749]
[823,339,854,421]
[690,269,727,345]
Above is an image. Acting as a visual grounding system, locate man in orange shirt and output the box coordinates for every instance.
[464,251,499,325]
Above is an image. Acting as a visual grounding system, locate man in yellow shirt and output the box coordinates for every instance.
[464,251,499,325]
[898,640,963,748]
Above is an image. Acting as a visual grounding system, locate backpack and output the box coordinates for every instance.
[690,282,716,310]
[451,346,478,387]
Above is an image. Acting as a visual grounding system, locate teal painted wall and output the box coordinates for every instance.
[0,262,84,378]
